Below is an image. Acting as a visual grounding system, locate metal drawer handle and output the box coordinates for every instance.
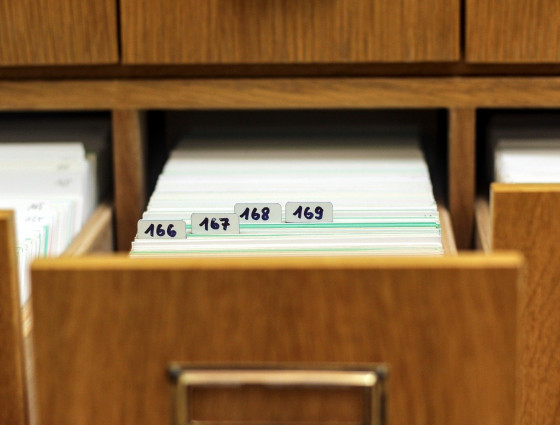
[169,365,388,425]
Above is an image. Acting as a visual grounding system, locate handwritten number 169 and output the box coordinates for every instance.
[293,206,324,220]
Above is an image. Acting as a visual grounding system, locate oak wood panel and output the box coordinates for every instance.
[0,0,118,65]
[6,78,560,111]
[438,205,457,255]
[112,111,147,251]
[0,211,27,425]
[474,197,491,253]
[467,0,560,63]
[491,184,560,425]
[61,203,114,256]
[121,0,460,64]
[448,109,476,249]
[31,254,522,425]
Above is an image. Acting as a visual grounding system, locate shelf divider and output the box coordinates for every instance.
[112,110,148,251]
[448,108,476,249]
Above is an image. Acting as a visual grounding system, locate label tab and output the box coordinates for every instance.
[191,213,240,234]
[285,202,333,223]
[234,203,282,223]
[137,220,187,239]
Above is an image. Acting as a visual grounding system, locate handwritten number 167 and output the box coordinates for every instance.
[199,217,231,231]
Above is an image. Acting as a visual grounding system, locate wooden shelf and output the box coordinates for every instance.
[4,77,560,110]
[1,76,556,250]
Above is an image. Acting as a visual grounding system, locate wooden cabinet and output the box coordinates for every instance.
[0,0,118,66]
[120,0,460,64]
[466,0,560,63]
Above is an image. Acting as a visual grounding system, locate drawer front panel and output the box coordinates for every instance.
[467,0,560,63]
[32,255,521,425]
[0,0,118,65]
[121,0,460,64]
[492,184,560,425]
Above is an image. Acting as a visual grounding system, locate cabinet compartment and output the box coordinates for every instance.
[138,109,455,254]
[466,0,560,63]
[0,0,118,66]
[475,111,560,425]
[32,254,521,425]
[0,112,115,257]
[120,0,460,64]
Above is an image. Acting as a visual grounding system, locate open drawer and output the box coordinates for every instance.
[0,207,114,425]
[476,183,560,425]
[31,252,522,425]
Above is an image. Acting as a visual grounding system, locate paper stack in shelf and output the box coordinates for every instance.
[495,139,560,183]
[0,143,97,304]
[132,135,443,257]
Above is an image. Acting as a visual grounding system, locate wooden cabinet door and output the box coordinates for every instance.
[0,0,118,65]
[467,0,560,63]
[121,0,460,64]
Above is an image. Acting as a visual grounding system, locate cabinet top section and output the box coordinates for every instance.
[3,0,560,67]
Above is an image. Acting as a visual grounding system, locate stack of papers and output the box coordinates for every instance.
[495,140,560,183]
[131,136,443,257]
[0,143,98,304]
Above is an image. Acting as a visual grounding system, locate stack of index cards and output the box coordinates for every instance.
[495,139,560,183]
[131,135,443,257]
[0,143,100,304]
[489,114,560,183]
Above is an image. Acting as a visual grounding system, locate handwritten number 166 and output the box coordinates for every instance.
[144,223,177,237]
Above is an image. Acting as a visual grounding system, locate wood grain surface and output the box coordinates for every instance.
[121,0,459,64]
[61,202,114,256]
[474,197,491,253]
[5,77,560,111]
[0,0,118,65]
[467,0,560,63]
[438,205,458,254]
[0,211,27,425]
[112,111,147,251]
[491,184,560,425]
[31,254,523,425]
[448,109,476,249]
